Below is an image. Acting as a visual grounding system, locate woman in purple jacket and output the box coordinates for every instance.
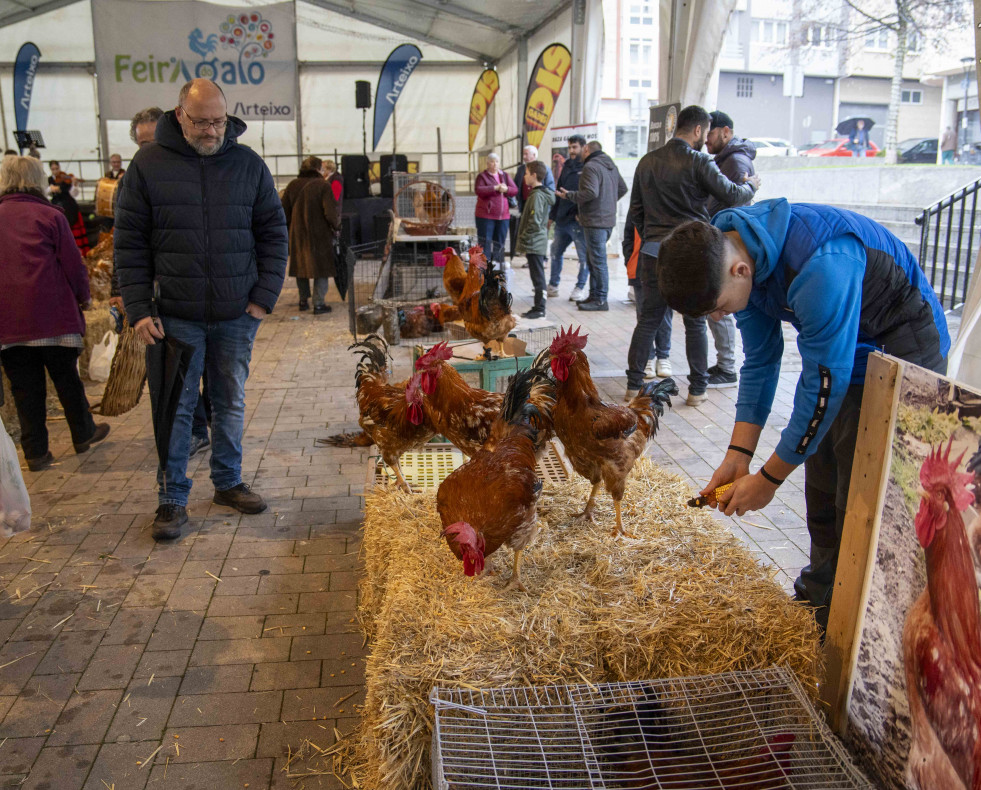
[474,152,518,266]
[0,156,109,472]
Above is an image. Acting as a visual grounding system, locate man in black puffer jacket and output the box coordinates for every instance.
[116,79,287,541]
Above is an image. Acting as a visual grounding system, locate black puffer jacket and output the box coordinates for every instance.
[115,111,287,325]
[707,137,757,217]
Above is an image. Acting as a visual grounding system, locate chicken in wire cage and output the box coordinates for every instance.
[430,667,875,789]
[394,180,456,236]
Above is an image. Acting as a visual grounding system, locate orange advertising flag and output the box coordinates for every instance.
[468,69,500,151]
[523,43,572,148]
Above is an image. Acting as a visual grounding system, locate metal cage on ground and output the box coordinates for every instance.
[430,666,874,789]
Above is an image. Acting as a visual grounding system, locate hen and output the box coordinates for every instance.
[600,693,796,789]
[903,439,981,790]
[437,363,555,592]
[549,326,677,537]
[322,335,434,492]
[412,342,504,456]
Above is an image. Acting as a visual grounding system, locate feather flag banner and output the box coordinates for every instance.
[373,43,423,151]
[13,42,41,135]
[468,68,499,151]
[522,43,572,148]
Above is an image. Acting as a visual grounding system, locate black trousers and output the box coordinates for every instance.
[0,346,96,461]
[526,253,546,308]
[796,356,947,630]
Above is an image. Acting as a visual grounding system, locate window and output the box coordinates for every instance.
[626,1,653,25]
[901,89,922,104]
[908,31,922,52]
[736,76,754,98]
[630,43,639,65]
[807,24,833,48]
[629,79,639,87]
[641,79,652,87]
[865,27,891,50]
[752,19,788,46]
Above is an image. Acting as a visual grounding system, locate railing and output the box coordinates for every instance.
[916,177,981,311]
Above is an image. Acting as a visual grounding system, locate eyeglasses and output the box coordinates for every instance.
[179,106,228,131]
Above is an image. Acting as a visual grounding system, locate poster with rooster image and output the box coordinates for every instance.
[842,360,981,790]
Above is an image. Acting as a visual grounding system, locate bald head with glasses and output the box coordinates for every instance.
[175,79,228,156]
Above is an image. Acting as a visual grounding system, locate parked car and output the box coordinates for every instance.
[898,138,939,164]
[799,138,880,157]
[747,137,797,157]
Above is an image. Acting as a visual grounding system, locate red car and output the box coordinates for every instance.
[800,137,880,157]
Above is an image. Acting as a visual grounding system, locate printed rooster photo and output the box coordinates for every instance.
[845,364,981,790]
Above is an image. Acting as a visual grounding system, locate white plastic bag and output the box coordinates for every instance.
[88,331,117,382]
[0,415,31,537]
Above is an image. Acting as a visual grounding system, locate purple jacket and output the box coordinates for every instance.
[475,169,518,220]
[0,193,89,345]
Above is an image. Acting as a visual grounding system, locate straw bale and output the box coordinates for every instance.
[346,458,822,790]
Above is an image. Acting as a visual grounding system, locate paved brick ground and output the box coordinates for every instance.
[0,250,954,787]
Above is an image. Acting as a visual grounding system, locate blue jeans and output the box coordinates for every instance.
[155,312,260,506]
[582,226,611,302]
[549,220,588,289]
[626,253,707,391]
[942,150,954,164]
[475,217,509,265]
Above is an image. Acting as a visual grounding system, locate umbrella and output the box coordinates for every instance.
[146,334,195,490]
[835,116,875,137]
[334,236,353,301]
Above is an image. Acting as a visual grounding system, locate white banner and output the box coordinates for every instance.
[92,0,297,122]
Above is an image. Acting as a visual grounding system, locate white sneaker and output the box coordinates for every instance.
[655,359,672,378]
[644,361,656,380]
[569,286,586,302]
[547,284,559,298]
[626,286,636,304]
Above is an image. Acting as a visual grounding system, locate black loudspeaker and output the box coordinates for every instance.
[355,81,372,109]
[379,154,408,199]
[341,155,371,200]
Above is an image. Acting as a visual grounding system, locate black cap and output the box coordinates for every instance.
[709,111,734,131]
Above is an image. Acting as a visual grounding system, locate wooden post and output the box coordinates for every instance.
[821,353,901,734]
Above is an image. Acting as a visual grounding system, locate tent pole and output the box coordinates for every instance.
[0,76,7,149]
[437,126,443,172]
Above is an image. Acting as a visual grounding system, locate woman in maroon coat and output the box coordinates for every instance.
[474,152,517,266]
[0,156,109,472]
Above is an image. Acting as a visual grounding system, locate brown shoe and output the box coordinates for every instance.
[74,423,110,454]
[213,483,267,514]
[26,451,54,472]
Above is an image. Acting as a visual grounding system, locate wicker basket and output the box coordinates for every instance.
[393,180,455,236]
[94,322,147,417]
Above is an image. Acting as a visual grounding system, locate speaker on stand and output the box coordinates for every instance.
[355,80,371,160]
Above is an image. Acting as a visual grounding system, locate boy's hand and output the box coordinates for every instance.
[556,188,568,198]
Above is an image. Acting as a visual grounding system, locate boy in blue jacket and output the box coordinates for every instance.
[656,198,949,629]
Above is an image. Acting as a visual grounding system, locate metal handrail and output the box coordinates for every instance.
[915,177,981,311]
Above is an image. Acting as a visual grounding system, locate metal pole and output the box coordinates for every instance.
[293,0,302,168]
[437,126,443,173]
[0,74,8,149]
[392,103,397,155]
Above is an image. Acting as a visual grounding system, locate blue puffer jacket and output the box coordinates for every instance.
[115,111,287,325]
[712,198,949,465]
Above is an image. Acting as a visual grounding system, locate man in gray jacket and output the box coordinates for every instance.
[626,105,759,406]
[704,110,757,388]
[558,140,627,311]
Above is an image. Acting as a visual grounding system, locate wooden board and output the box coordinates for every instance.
[822,353,900,732]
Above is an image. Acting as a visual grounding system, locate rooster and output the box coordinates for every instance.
[412,342,504,456]
[441,245,481,307]
[322,335,434,492]
[600,692,796,788]
[549,326,677,538]
[437,363,555,592]
[903,439,981,790]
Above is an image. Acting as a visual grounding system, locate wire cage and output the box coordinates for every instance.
[430,666,874,790]
[394,180,456,236]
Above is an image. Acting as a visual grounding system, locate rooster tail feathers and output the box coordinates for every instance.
[638,377,679,416]
[319,430,375,448]
[350,334,391,387]
[501,366,556,427]
[477,266,512,319]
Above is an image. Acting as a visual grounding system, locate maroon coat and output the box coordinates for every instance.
[0,192,90,345]
[475,169,517,220]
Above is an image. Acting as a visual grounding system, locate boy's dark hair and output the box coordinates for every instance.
[676,105,711,134]
[567,134,587,146]
[527,160,548,183]
[657,220,727,316]
[48,160,60,167]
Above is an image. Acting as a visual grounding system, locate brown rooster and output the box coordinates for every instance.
[437,362,555,592]
[412,342,503,456]
[549,326,677,537]
[457,261,517,360]
[322,335,433,492]
[903,439,981,790]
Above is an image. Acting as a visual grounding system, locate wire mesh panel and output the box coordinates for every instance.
[393,180,455,235]
[431,668,874,790]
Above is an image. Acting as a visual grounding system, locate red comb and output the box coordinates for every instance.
[469,246,488,270]
[549,325,589,355]
[415,342,453,370]
[920,438,975,513]
[442,521,477,545]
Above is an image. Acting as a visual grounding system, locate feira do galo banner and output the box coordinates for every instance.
[523,43,572,148]
[92,0,297,122]
[468,69,499,151]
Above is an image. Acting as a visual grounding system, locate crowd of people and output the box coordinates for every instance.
[0,86,953,630]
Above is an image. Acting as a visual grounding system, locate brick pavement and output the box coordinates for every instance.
[0,249,953,787]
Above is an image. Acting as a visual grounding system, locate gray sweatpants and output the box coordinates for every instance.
[708,314,737,374]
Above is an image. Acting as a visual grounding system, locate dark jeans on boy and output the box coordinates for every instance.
[527,253,547,311]
[626,252,707,392]
[0,346,97,461]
